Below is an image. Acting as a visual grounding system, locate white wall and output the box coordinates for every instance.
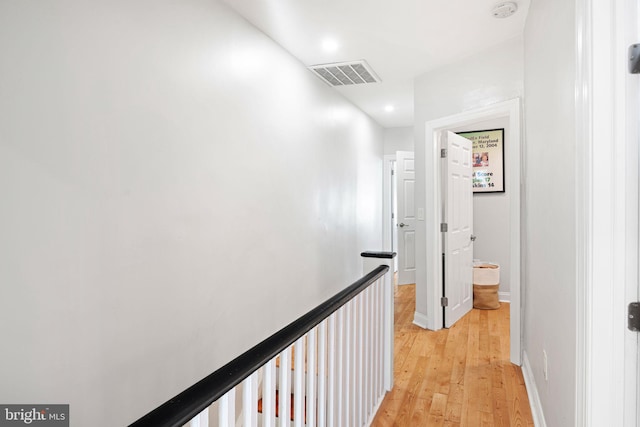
[522,0,577,425]
[413,36,523,321]
[384,127,414,155]
[452,117,511,300]
[0,1,383,426]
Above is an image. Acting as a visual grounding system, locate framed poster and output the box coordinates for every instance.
[456,128,505,193]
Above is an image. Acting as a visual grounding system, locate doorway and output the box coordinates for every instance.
[383,155,397,274]
[383,152,416,285]
[419,99,522,365]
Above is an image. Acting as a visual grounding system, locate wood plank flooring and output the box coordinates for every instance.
[371,284,534,427]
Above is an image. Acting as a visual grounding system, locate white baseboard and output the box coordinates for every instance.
[499,291,511,302]
[413,311,429,329]
[522,351,547,427]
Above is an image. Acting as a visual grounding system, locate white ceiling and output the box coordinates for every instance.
[222,0,530,128]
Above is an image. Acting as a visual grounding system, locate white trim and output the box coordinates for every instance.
[382,154,396,255]
[420,98,522,365]
[522,351,547,427]
[498,292,510,303]
[412,311,429,329]
[574,0,591,424]
[575,0,637,425]
[615,1,639,425]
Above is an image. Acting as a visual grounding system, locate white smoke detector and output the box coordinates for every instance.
[492,2,518,18]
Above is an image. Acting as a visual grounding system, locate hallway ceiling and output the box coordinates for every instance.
[222,0,530,128]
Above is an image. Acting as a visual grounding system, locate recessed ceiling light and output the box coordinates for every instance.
[322,38,339,53]
[384,105,395,112]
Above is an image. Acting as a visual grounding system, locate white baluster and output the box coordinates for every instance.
[349,300,356,427]
[294,337,304,427]
[369,285,376,415]
[383,273,394,391]
[336,308,344,427]
[218,389,235,427]
[344,301,351,427]
[375,278,383,398]
[362,287,371,421]
[371,282,378,405]
[188,407,208,427]
[307,328,317,427]
[279,347,291,427]
[318,320,328,427]
[242,372,258,427]
[263,358,276,427]
[369,284,376,413]
[327,314,336,427]
[357,293,364,426]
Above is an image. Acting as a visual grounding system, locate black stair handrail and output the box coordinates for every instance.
[129,264,390,427]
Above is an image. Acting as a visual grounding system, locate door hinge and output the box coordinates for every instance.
[628,302,640,331]
[391,169,395,175]
[440,223,448,232]
[629,43,640,74]
[441,297,448,307]
[441,148,447,158]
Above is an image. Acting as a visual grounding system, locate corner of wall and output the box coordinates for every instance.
[412,311,429,329]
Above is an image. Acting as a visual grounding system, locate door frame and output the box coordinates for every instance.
[421,98,522,365]
[383,154,397,272]
[575,0,639,424]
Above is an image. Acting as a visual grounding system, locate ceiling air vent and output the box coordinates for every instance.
[309,60,381,87]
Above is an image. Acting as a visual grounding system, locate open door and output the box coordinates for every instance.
[396,151,416,285]
[442,131,474,328]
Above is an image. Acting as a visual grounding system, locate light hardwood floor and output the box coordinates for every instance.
[371,284,534,427]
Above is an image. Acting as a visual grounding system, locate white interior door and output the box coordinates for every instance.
[443,131,473,328]
[396,151,415,285]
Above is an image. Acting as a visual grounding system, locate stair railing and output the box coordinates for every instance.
[129,251,395,427]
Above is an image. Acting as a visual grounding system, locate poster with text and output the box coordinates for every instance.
[457,128,505,193]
